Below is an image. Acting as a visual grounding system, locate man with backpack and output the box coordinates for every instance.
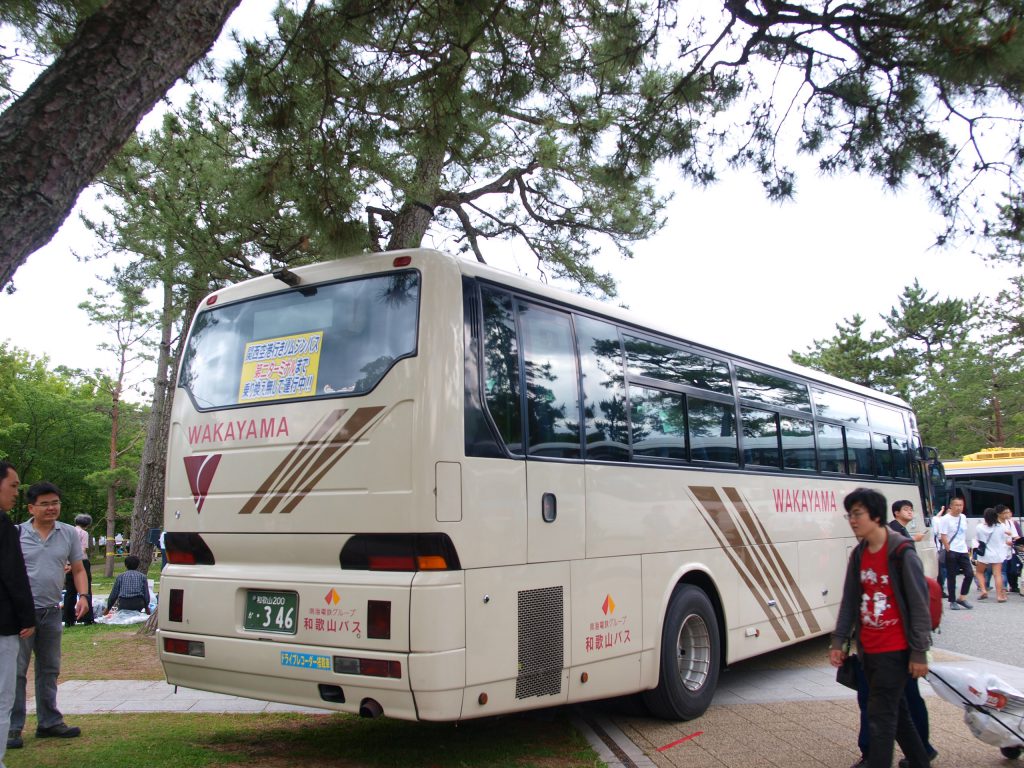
[831,488,933,768]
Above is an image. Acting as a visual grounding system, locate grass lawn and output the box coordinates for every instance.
[6,710,600,768]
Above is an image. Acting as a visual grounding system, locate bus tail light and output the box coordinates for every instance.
[333,656,402,678]
[164,533,216,565]
[340,533,461,572]
[367,600,391,639]
[169,589,184,622]
[164,637,205,657]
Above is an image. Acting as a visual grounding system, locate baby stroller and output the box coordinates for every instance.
[928,665,1024,760]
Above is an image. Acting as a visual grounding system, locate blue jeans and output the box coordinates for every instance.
[1,634,19,768]
[11,607,65,731]
[862,650,931,768]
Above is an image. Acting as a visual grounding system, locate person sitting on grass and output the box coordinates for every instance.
[103,556,151,615]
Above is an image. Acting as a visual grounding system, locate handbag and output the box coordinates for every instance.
[976,528,995,557]
[836,653,858,690]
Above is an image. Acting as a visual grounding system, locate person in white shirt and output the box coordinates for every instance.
[936,497,973,610]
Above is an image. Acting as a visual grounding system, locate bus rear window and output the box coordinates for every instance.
[179,271,420,409]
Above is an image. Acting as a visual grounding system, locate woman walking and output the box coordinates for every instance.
[973,506,1012,602]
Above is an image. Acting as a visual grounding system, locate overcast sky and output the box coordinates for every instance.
[0,3,1014,382]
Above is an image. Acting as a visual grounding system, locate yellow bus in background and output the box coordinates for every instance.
[157,249,936,722]
[940,448,1024,539]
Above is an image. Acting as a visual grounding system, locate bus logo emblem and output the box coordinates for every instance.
[602,595,615,615]
[325,588,340,605]
[183,454,222,513]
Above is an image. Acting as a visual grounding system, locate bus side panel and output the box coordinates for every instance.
[456,457,526,569]
[464,562,570,712]
[584,464,720,558]
[566,556,642,701]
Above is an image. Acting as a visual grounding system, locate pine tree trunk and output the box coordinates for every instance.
[0,0,241,289]
[130,277,176,573]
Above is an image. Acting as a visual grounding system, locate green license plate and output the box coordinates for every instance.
[244,590,298,634]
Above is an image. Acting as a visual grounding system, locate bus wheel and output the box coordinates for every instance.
[642,584,720,720]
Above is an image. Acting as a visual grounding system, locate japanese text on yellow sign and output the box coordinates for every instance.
[237,331,323,403]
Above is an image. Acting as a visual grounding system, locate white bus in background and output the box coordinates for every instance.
[157,248,937,722]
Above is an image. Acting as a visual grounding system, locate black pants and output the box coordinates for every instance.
[63,558,94,626]
[945,550,973,602]
[855,655,933,758]
[862,650,931,768]
[115,595,147,611]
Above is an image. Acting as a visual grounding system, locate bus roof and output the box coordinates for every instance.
[943,447,1024,474]
[454,251,912,413]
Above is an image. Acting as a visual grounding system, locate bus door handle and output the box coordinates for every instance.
[541,493,557,523]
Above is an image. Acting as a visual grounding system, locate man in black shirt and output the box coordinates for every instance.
[888,499,927,545]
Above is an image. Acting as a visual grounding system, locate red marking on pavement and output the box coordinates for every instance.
[657,731,703,751]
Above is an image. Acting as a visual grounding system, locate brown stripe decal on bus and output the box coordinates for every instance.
[690,485,821,642]
[724,487,821,635]
[239,406,386,514]
[689,486,790,642]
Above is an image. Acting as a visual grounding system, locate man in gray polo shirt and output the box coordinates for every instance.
[7,482,88,749]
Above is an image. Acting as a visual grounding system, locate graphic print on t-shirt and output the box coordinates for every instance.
[859,544,908,653]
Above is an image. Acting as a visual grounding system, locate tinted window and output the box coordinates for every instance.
[689,397,738,463]
[846,428,873,475]
[818,423,845,473]
[735,366,812,412]
[181,271,419,409]
[519,303,581,458]
[629,387,686,460]
[892,436,912,479]
[576,316,629,461]
[781,416,816,471]
[868,402,906,434]
[742,408,780,468]
[623,335,732,394]
[481,288,523,453]
[812,388,868,424]
[873,433,894,477]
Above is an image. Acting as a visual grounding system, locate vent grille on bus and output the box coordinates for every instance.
[515,586,563,699]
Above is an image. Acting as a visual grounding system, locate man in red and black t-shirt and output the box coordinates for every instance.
[830,488,932,768]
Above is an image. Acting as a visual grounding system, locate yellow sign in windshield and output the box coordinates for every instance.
[237,331,324,403]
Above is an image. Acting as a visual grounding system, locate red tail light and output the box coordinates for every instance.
[340,533,460,572]
[367,600,391,640]
[164,533,215,565]
[169,589,184,622]
[163,637,205,657]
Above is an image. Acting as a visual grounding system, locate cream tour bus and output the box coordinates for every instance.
[158,248,938,722]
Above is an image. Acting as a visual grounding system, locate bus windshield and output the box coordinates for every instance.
[179,270,420,409]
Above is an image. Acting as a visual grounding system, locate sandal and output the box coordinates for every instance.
[978,592,989,600]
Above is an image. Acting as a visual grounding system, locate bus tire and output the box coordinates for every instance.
[1000,746,1021,760]
[642,584,720,720]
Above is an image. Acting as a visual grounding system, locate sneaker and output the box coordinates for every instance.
[36,722,81,739]
[949,601,963,610]
[7,729,23,749]
[956,599,973,609]
[898,748,939,767]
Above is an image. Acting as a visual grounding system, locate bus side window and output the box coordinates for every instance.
[519,302,581,459]
[481,287,523,453]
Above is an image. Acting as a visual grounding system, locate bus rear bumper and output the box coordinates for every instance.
[158,630,466,721]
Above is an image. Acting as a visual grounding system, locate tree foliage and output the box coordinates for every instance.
[791,281,1024,457]
[5,0,1024,294]
[0,342,135,527]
